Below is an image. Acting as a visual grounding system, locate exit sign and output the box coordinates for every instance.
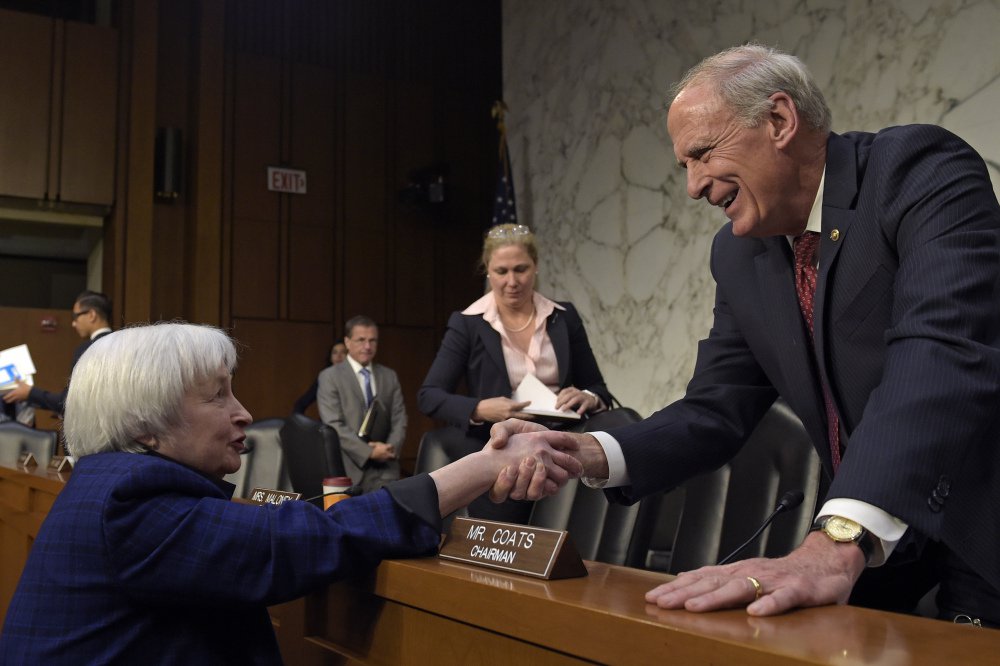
[267,166,307,194]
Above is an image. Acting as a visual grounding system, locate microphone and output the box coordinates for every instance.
[717,490,804,566]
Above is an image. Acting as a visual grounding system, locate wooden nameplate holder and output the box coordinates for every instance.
[47,455,72,472]
[439,517,587,580]
[18,451,37,468]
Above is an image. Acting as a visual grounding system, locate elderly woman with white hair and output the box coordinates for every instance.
[0,322,579,664]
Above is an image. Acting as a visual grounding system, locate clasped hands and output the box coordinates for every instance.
[368,441,396,463]
[484,418,590,502]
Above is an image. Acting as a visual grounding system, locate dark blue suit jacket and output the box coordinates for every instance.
[418,301,611,436]
[606,125,1000,591]
[0,451,440,664]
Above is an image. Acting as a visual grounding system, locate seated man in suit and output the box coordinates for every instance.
[317,315,407,493]
[3,290,114,417]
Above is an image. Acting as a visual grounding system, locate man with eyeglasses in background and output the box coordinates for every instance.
[3,290,114,418]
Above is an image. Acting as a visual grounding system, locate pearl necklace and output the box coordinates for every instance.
[502,309,535,333]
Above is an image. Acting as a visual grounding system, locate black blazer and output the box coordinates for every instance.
[606,126,1000,592]
[418,301,611,437]
[28,330,112,415]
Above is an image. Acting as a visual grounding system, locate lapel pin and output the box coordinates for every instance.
[829,229,840,242]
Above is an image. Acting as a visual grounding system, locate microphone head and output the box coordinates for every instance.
[777,490,804,511]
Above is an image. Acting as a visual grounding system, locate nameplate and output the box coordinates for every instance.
[18,451,37,467]
[47,455,72,472]
[439,517,587,580]
[246,487,302,506]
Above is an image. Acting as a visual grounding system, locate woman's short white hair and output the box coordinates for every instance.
[64,322,238,457]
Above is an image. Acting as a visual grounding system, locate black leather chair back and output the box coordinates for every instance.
[414,429,469,528]
[414,428,454,475]
[0,422,58,467]
[529,405,655,566]
[279,413,346,498]
[664,399,820,573]
[225,418,290,498]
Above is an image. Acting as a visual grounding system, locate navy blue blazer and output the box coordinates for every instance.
[0,451,440,664]
[606,125,1000,592]
[418,301,611,435]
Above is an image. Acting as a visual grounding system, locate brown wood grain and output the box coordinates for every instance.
[287,557,1000,666]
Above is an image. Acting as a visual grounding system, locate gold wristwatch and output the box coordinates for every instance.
[811,515,874,565]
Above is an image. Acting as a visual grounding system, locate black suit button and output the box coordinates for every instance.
[927,497,942,513]
[936,476,951,497]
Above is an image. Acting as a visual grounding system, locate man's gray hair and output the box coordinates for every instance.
[64,322,238,457]
[672,44,831,132]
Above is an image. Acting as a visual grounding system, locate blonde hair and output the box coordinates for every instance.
[64,322,238,457]
[480,223,539,272]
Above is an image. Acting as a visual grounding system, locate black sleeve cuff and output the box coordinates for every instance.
[386,473,441,533]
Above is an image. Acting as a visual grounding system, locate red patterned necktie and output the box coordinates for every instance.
[793,232,842,472]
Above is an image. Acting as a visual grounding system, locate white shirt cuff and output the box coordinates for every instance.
[817,498,908,567]
[581,431,629,489]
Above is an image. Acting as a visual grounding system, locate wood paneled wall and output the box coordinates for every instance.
[1,0,497,471]
[157,0,497,469]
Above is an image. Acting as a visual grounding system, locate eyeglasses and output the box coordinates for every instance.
[71,309,92,320]
[487,224,531,240]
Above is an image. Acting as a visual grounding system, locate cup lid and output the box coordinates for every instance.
[323,476,353,486]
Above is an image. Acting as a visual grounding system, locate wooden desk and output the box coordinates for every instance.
[3,463,997,664]
[0,463,68,628]
[277,557,1000,665]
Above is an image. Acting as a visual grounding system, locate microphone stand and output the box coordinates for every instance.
[717,490,804,566]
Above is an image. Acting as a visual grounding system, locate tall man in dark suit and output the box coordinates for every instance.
[317,315,407,493]
[3,290,114,417]
[490,44,1000,625]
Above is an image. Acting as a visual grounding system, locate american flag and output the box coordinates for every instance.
[490,101,517,226]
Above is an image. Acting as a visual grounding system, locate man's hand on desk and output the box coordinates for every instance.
[2,380,31,403]
[486,418,609,502]
[645,530,866,616]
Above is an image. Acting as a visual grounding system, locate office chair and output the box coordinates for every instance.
[279,413,347,499]
[0,421,59,467]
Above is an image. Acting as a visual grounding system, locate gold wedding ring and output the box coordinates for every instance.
[746,576,763,601]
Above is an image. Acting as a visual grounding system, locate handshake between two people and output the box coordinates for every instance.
[426,418,603,520]
[484,419,608,504]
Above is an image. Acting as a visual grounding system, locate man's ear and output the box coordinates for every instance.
[767,91,799,149]
[136,434,157,449]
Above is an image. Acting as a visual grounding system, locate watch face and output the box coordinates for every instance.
[824,516,863,542]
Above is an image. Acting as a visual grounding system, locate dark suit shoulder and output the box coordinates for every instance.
[839,125,984,178]
[553,300,578,318]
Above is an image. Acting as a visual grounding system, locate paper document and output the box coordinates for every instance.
[0,344,36,392]
[511,373,581,421]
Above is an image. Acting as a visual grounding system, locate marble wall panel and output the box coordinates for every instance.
[503,0,1000,415]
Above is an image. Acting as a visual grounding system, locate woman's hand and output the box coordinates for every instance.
[428,420,582,516]
[554,386,601,414]
[473,397,534,423]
